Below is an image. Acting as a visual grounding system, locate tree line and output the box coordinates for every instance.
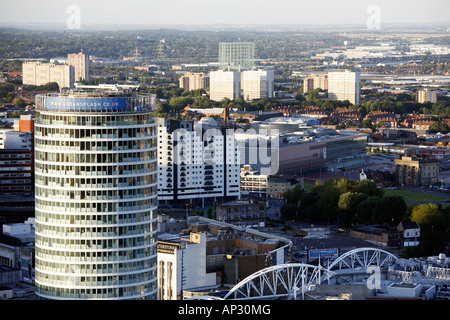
[281,178,450,258]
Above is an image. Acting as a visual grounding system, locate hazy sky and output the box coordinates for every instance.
[0,0,449,27]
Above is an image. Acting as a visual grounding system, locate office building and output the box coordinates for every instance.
[33,90,158,300]
[156,118,240,205]
[236,127,367,176]
[68,51,90,82]
[215,199,266,228]
[0,149,33,196]
[241,69,274,101]
[240,164,268,194]
[22,61,74,89]
[209,70,241,101]
[157,216,292,299]
[0,130,33,150]
[417,88,438,104]
[0,219,35,270]
[157,232,216,300]
[219,42,255,71]
[267,177,295,199]
[395,156,439,187]
[303,74,328,93]
[0,115,35,196]
[327,70,360,105]
[179,72,209,91]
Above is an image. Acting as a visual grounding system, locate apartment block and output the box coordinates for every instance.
[68,51,90,82]
[156,118,240,204]
[0,115,34,196]
[22,61,74,89]
[417,88,438,104]
[209,70,241,101]
[303,74,328,93]
[179,72,209,91]
[240,165,268,194]
[327,70,360,105]
[241,69,274,101]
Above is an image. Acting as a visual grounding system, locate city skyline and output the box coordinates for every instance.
[0,0,449,29]
[1,0,450,304]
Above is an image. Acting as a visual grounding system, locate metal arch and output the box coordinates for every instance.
[186,296,224,300]
[222,263,336,300]
[327,247,398,271]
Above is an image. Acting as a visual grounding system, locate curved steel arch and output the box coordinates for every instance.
[222,263,336,300]
[327,247,398,271]
[186,296,224,300]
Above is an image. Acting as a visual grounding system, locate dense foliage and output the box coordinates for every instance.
[281,178,450,257]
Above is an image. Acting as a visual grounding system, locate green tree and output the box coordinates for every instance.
[362,118,373,129]
[353,180,384,198]
[14,98,27,108]
[411,203,443,228]
[375,196,407,225]
[356,196,378,224]
[410,203,449,255]
[283,183,304,206]
[338,192,368,212]
[429,121,449,133]
[305,89,322,106]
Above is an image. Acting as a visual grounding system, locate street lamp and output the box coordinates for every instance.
[185,203,190,221]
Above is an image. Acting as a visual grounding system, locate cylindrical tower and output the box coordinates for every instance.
[34,90,158,300]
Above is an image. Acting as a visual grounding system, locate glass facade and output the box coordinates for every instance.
[34,92,158,300]
[218,42,255,71]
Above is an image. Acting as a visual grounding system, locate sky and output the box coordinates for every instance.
[0,0,449,29]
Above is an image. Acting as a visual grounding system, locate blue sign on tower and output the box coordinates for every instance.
[45,97,127,112]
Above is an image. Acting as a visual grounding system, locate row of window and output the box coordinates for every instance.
[35,270,156,288]
[0,179,32,184]
[219,213,266,220]
[35,138,156,152]
[0,153,30,158]
[35,150,157,164]
[36,231,156,250]
[36,126,156,139]
[35,210,156,227]
[37,113,155,127]
[35,235,155,254]
[36,281,157,300]
[35,257,156,275]
[0,160,31,165]
[36,174,155,189]
[35,186,156,201]
[35,162,157,177]
[35,198,157,213]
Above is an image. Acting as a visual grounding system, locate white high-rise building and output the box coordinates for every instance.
[157,118,240,204]
[417,88,438,103]
[34,90,158,300]
[22,61,74,89]
[327,70,360,105]
[209,70,241,102]
[241,69,274,101]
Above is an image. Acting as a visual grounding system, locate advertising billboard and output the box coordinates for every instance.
[307,248,339,262]
[45,97,128,112]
